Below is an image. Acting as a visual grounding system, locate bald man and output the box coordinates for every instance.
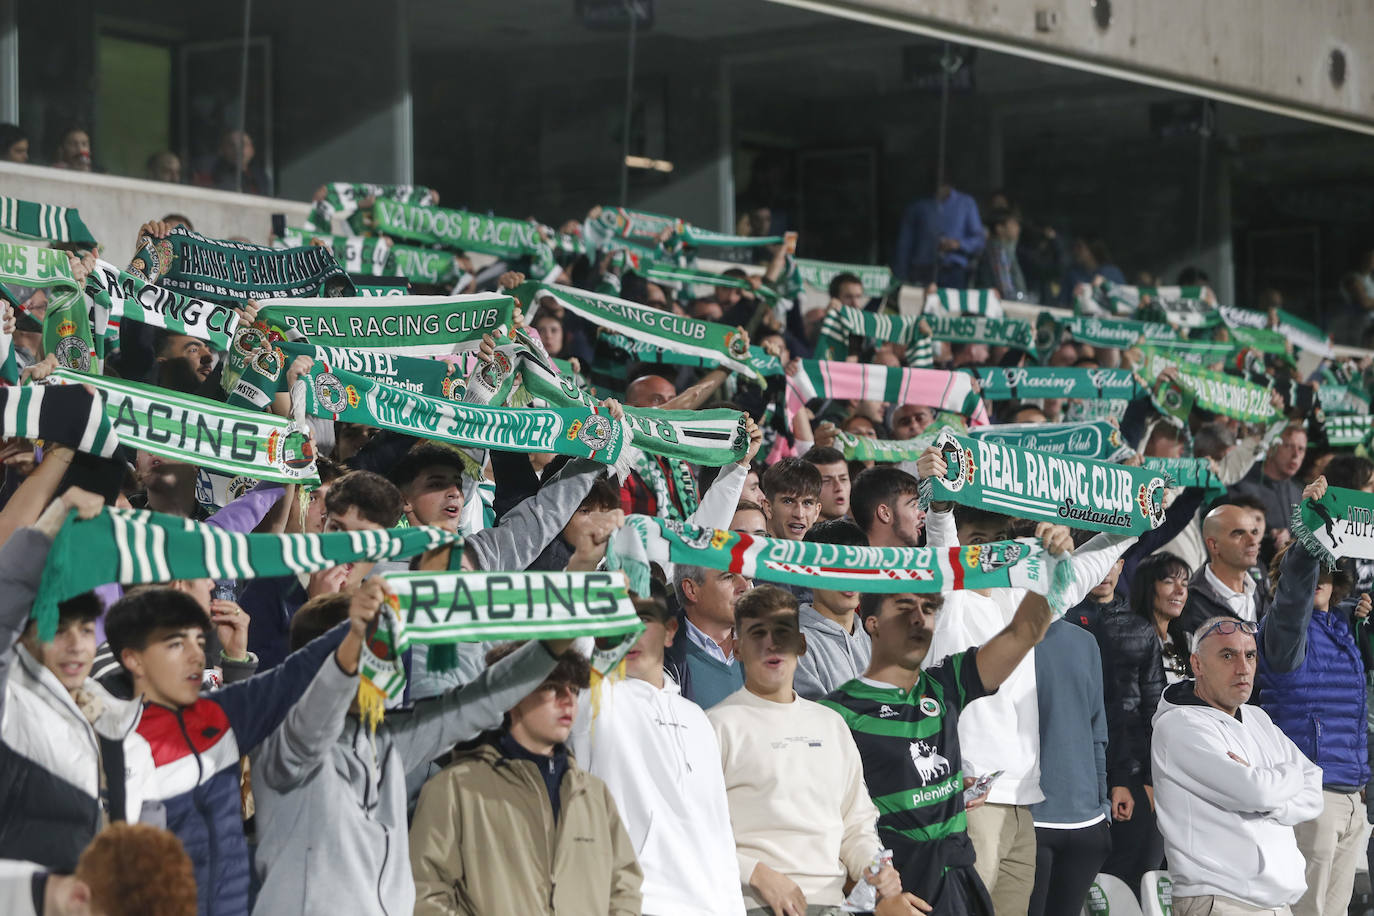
[1180,504,1273,635]
[619,370,731,519]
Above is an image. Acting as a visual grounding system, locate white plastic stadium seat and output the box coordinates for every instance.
[1080,873,1145,916]
[1140,870,1174,916]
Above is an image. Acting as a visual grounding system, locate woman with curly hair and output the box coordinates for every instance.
[1095,551,1192,893]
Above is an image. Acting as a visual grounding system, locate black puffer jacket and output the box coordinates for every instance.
[1095,606,1166,788]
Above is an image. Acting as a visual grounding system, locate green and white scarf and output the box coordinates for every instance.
[785,359,991,426]
[816,305,923,361]
[583,206,681,248]
[674,225,784,249]
[0,383,118,458]
[297,362,631,466]
[1143,457,1225,498]
[32,506,461,640]
[390,245,459,287]
[474,328,751,468]
[305,182,437,235]
[0,196,97,247]
[1222,324,1290,360]
[631,260,779,304]
[130,226,355,302]
[352,277,409,297]
[258,293,512,357]
[222,334,466,409]
[517,280,761,382]
[1143,351,1276,424]
[793,258,892,295]
[1318,371,1371,416]
[920,313,1048,361]
[1291,485,1374,567]
[0,241,97,373]
[595,332,782,379]
[969,421,1133,462]
[923,429,1166,534]
[49,369,319,484]
[279,227,394,277]
[359,570,644,716]
[611,515,1076,614]
[1324,415,1372,448]
[372,199,551,264]
[925,288,1002,318]
[1059,314,1176,349]
[1141,339,1234,369]
[972,366,1141,402]
[1096,283,1217,328]
[834,431,926,464]
[86,260,240,350]
[1218,304,1332,358]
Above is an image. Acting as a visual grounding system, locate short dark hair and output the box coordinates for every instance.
[105,588,209,667]
[761,457,821,500]
[389,443,467,491]
[0,123,25,152]
[735,498,765,516]
[804,518,868,547]
[580,476,621,512]
[850,466,920,531]
[486,641,591,691]
[828,271,863,298]
[734,584,799,632]
[954,504,1011,537]
[1325,455,1374,491]
[802,446,846,468]
[634,596,673,625]
[859,591,942,621]
[314,455,345,485]
[289,592,350,652]
[325,470,404,527]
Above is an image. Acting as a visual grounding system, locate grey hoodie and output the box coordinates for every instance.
[249,640,560,916]
[793,603,871,701]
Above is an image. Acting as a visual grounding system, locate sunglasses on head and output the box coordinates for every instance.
[1192,618,1257,651]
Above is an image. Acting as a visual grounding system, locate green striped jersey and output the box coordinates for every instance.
[820,647,991,891]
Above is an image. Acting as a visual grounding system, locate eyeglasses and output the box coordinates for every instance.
[1191,618,1257,652]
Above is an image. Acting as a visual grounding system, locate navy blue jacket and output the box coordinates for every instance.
[1258,540,1369,791]
[137,623,346,916]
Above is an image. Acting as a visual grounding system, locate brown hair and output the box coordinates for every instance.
[733,584,799,632]
[486,641,592,691]
[325,470,404,527]
[76,824,198,916]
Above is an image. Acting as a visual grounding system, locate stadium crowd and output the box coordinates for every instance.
[0,142,1373,916]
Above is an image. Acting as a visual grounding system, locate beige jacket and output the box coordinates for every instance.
[410,740,643,915]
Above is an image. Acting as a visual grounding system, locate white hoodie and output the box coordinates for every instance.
[1151,681,1323,907]
[922,508,1130,805]
[570,673,746,916]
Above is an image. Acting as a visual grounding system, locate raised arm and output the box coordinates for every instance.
[1262,478,1325,673]
[976,588,1058,693]
[461,457,604,572]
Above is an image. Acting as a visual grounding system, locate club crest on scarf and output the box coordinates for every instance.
[964,542,1026,573]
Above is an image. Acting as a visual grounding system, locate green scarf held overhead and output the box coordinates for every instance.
[1059,314,1176,350]
[280,227,395,277]
[471,328,751,468]
[1291,485,1374,568]
[834,431,924,464]
[130,226,356,303]
[86,260,241,351]
[1142,351,1277,424]
[372,199,551,264]
[1324,415,1372,448]
[305,182,437,235]
[610,515,1077,615]
[583,206,681,248]
[390,245,459,287]
[596,332,783,379]
[816,305,923,361]
[1141,339,1234,369]
[1217,304,1332,358]
[49,369,319,485]
[359,570,644,720]
[0,241,96,373]
[926,288,1002,317]
[222,334,466,410]
[296,361,632,466]
[674,225,785,249]
[1318,370,1371,416]
[1222,323,1291,360]
[1143,457,1225,498]
[921,313,1053,362]
[972,366,1141,402]
[793,258,893,295]
[631,260,780,305]
[257,292,512,357]
[1101,283,1218,329]
[351,276,409,297]
[969,420,1133,462]
[0,383,118,458]
[923,429,1167,534]
[516,279,762,383]
[0,196,97,248]
[32,507,462,640]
